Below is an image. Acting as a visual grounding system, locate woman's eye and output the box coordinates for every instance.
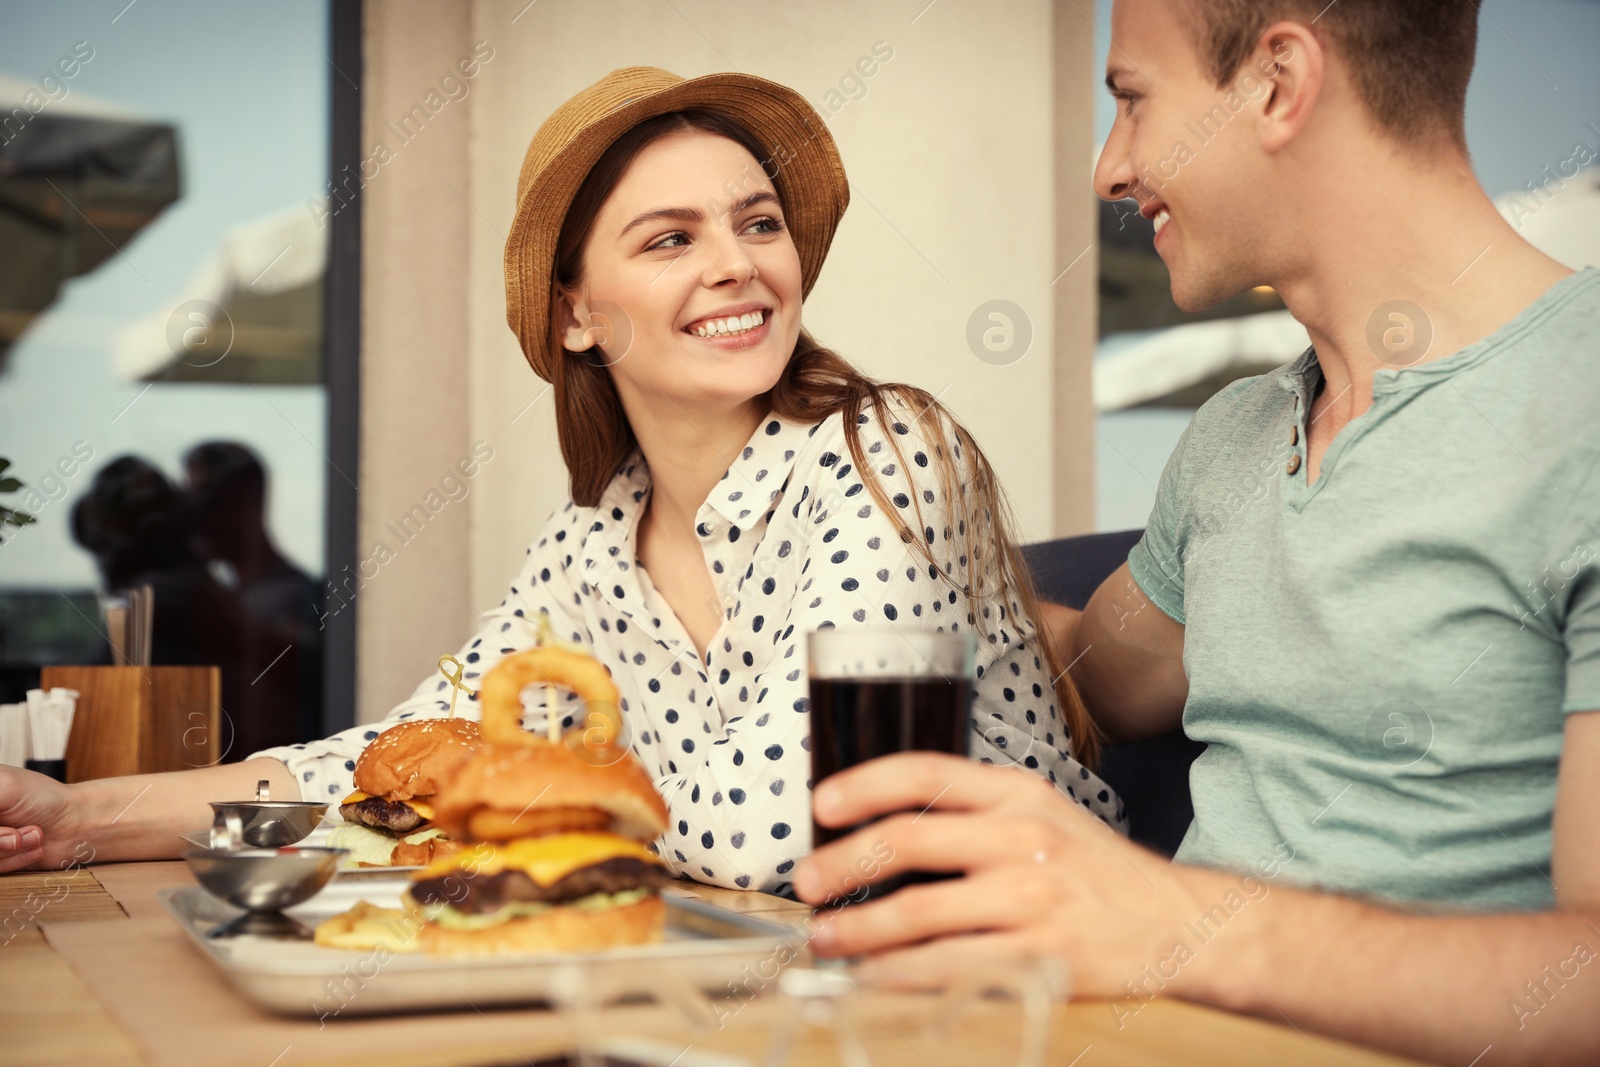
[743,216,784,236]
[647,231,688,251]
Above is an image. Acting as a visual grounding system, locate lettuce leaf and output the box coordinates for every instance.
[327,822,444,867]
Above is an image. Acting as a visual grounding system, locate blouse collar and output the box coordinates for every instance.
[700,413,820,531]
[586,411,819,568]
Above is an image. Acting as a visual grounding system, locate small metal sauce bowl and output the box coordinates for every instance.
[183,844,348,940]
[207,779,329,849]
[183,845,347,919]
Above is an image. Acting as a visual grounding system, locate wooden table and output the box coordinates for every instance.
[0,863,1428,1067]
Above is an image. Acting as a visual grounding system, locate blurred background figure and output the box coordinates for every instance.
[183,441,323,744]
[68,455,302,759]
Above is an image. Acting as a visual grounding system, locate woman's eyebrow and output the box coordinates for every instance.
[619,205,702,238]
[618,190,781,239]
[727,190,780,215]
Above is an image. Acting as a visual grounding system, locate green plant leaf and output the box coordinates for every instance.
[0,478,21,493]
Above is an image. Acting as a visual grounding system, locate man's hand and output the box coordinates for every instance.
[793,752,1238,996]
[795,749,1600,1067]
[0,766,78,873]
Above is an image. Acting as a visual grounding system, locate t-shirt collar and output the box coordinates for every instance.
[1272,268,1598,400]
[1275,345,1321,412]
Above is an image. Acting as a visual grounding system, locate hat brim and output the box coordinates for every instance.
[505,70,851,381]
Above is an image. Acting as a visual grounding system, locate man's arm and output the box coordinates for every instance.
[795,710,1600,1067]
[1040,561,1188,741]
[1184,710,1600,1065]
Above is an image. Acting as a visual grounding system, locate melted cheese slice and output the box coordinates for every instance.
[338,790,434,821]
[416,832,659,886]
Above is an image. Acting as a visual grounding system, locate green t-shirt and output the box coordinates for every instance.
[1128,268,1600,911]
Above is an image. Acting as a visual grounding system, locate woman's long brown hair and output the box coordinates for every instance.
[548,110,1100,769]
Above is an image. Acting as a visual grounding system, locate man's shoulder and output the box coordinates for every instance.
[1171,352,1305,465]
[1493,266,1600,375]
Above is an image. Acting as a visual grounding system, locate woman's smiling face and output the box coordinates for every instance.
[557,128,804,415]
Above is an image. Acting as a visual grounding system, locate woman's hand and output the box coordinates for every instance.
[792,752,1251,999]
[0,765,79,873]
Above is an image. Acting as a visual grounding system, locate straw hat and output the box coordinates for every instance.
[504,67,851,382]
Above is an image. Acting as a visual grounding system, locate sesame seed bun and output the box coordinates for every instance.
[353,718,483,801]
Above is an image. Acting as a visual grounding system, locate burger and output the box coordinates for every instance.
[327,717,483,867]
[405,735,671,954]
[402,653,671,955]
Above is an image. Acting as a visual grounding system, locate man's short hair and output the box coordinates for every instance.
[1179,0,1478,151]
[184,440,267,511]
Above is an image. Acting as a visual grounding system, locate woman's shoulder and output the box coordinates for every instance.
[525,457,649,551]
[797,386,966,464]
[776,388,975,544]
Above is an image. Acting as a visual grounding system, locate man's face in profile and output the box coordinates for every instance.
[1095,0,1288,310]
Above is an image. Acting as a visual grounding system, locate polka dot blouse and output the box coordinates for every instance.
[253,404,1126,893]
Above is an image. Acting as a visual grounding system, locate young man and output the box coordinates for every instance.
[795,2,1600,1063]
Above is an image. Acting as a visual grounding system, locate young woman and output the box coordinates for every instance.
[0,68,1123,890]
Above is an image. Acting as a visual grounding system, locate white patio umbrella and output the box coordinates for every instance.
[1094,311,1310,412]
[110,197,328,384]
[1498,163,1600,271]
[0,73,180,371]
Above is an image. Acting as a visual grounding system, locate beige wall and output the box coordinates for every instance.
[357,0,1096,722]
[357,2,474,723]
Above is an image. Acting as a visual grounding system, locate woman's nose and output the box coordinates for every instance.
[700,228,758,288]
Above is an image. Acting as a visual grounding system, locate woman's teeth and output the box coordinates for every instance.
[692,310,765,338]
[1153,208,1171,235]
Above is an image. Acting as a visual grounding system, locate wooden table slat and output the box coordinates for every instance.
[1,868,128,948]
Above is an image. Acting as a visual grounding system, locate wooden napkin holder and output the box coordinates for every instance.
[39,666,220,782]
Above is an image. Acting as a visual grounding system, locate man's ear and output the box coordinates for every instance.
[1254,21,1324,154]
[555,285,597,352]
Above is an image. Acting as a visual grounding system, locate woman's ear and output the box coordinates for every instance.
[1254,21,1324,155]
[554,285,598,352]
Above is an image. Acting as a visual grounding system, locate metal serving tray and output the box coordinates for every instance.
[159,877,806,1018]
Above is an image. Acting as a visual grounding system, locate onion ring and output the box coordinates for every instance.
[478,647,624,751]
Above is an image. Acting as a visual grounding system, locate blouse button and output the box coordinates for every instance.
[1289,424,1299,445]
[1286,454,1302,475]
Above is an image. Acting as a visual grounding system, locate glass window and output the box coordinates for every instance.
[0,0,334,759]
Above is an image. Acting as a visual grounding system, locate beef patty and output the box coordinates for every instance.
[339,795,429,835]
[410,857,669,914]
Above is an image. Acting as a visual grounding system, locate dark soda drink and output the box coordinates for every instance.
[808,675,970,848]
[806,627,975,901]
[807,663,971,902]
